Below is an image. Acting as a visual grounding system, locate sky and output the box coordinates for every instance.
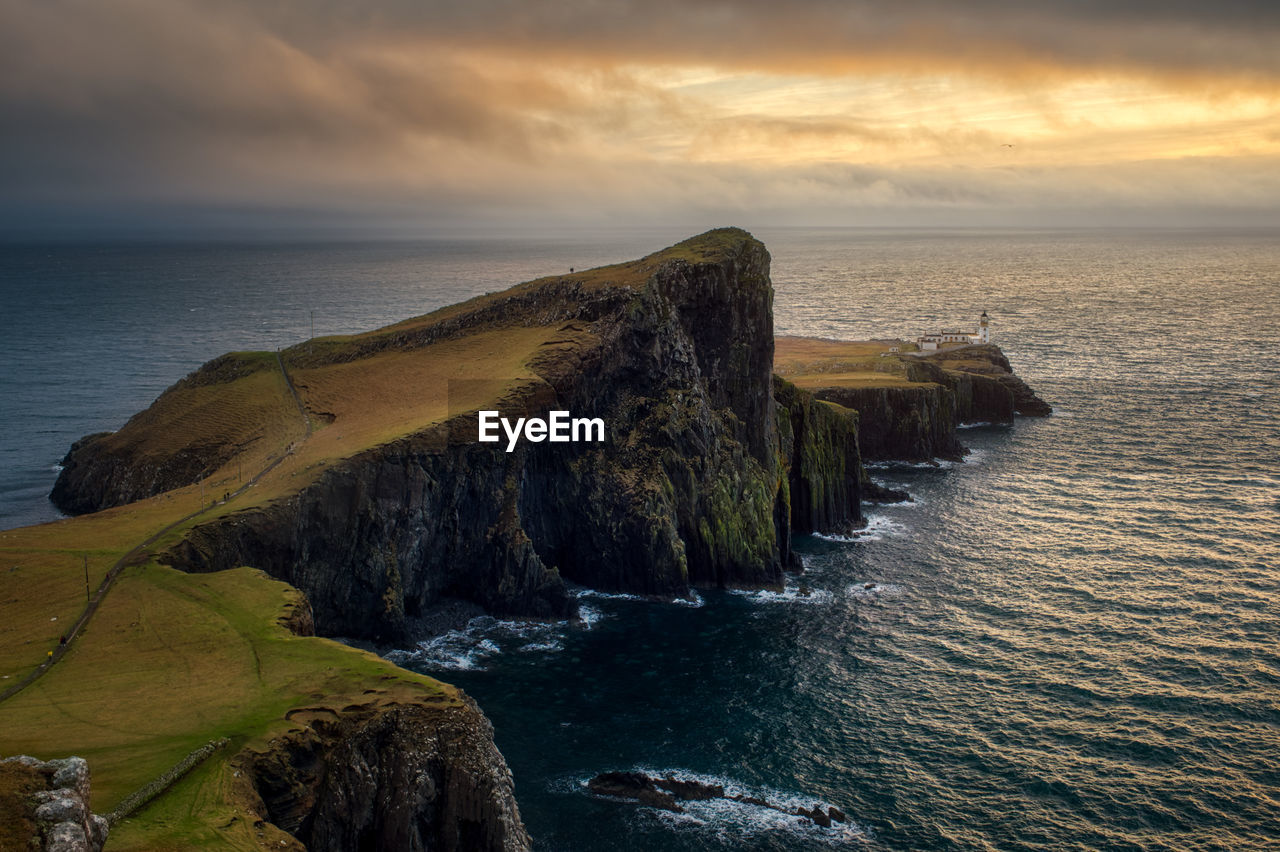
[2,0,1279,235]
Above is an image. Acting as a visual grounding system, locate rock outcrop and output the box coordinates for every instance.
[0,755,109,852]
[234,695,529,852]
[587,770,849,829]
[803,344,1050,461]
[50,352,287,515]
[812,383,966,462]
[922,344,1052,418]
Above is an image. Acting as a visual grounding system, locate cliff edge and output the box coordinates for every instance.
[775,337,1050,461]
[52,229,864,641]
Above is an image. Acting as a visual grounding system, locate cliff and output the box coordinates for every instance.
[11,230,1053,849]
[50,352,308,516]
[775,338,1050,461]
[772,376,863,536]
[0,558,531,852]
[53,229,865,641]
[234,696,529,852]
[811,383,966,461]
[10,229,875,851]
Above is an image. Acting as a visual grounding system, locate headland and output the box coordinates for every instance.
[1,228,1047,849]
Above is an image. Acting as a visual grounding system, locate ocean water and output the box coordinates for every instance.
[3,229,1279,849]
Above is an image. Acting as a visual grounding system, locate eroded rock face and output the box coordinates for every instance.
[922,344,1052,418]
[235,696,530,852]
[0,755,108,852]
[774,376,864,537]
[812,384,965,462]
[808,344,1050,462]
[142,230,865,640]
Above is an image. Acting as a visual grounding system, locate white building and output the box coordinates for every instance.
[917,312,990,351]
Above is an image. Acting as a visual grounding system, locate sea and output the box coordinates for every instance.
[2,228,1278,850]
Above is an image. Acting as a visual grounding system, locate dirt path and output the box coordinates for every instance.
[0,354,313,705]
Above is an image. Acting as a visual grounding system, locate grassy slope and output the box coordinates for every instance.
[88,351,299,465]
[0,316,582,849]
[774,336,928,390]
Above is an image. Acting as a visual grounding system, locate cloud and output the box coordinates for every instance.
[1,0,1278,232]
[242,0,1280,83]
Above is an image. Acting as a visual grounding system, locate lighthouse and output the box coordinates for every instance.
[978,311,990,344]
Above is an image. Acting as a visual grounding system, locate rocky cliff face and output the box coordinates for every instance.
[805,345,1050,461]
[165,433,576,641]
[924,345,1052,417]
[234,695,530,852]
[773,376,863,536]
[51,430,223,516]
[811,384,965,462]
[142,229,863,641]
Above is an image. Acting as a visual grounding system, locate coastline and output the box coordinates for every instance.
[0,230,1050,849]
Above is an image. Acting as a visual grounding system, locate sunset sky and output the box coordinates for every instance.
[3,0,1279,234]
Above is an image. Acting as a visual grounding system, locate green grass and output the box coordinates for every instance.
[775,336,929,390]
[0,309,574,852]
[1,562,456,850]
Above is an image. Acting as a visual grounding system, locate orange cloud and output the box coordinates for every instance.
[1,0,1279,231]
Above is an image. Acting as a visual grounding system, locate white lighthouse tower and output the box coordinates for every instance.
[977,311,990,344]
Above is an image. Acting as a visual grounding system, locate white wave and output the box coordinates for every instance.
[578,603,605,628]
[578,767,868,847]
[575,588,647,603]
[730,583,834,606]
[847,581,904,600]
[386,614,570,671]
[575,586,704,608]
[50,464,64,472]
[813,513,908,544]
[865,458,955,471]
[518,639,564,653]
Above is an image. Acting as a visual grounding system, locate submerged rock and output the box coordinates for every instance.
[587,770,846,828]
[587,772,683,813]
